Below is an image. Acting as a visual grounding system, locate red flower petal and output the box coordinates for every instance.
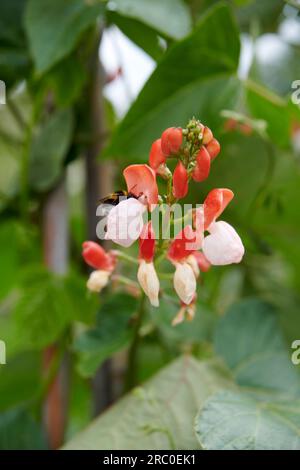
[161,127,183,155]
[139,222,155,262]
[173,161,188,199]
[203,188,234,229]
[82,241,116,271]
[192,146,211,182]
[149,139,166,171]
[168,225,201,262]
[123,164,158,209]
[206,138,220,160]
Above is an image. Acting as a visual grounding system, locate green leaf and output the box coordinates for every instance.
[0,0,29,87]
[75,293,138,377]
[246,79,291,148]
[195,390,300,450]
[109,0,191,40]
[106,3,240,161]
[214,298,300,396]
[0,352,41,411]
[107,11,164,61]
[42,55,87,107]
[14,268,73,350]
[29,108,74,191]
[63,356,232,450]
[25,0,104,75]
[0,408,47,450]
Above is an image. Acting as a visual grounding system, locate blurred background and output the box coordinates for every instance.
[1,0,300,450]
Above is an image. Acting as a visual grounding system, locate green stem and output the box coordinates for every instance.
[114,250,139,265]
[125,293,146,391]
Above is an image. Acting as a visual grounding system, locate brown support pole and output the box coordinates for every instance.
[84,35,114,416]
[43,178,69,449]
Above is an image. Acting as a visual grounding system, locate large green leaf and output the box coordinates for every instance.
[107,11,164,61]
[0,0,29,87]
[13,267,97,350]
[195,298,300,450]
[0,408,46,450]
[29,108,74,191]
[106,3,241,161]
[109,0,191,40]
[75,293,138,377]
[195,390,300,450]
[214,298,300,396]
[0,352,41,411]
[25,0,104,75]
[246,79,291,148]
[63,356,232,450]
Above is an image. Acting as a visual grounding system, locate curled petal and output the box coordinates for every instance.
[202,221,245,265]
[192,146,211,182]
[105,198,146,247]
[87,270,110,293]
[123,164,158,209]
[149,139,166,171]
[172,299,196,326]
[173,262,196,305]
[173,161,188,199]
[168,225,202,262]
[186,254,200,278]
[137,260,160,307]
[82,241,116,271]
[203,188,234,229]
[139,221,155,262]
[192,251,211,272]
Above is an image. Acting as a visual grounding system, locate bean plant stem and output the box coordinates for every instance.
[125,293,146,391]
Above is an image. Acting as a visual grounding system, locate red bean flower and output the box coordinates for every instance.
[137,222,160,307]
[168,226,202,306]
[105,164,158,247]
[202,188,244,265]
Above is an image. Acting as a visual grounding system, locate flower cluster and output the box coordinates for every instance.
[82,119,244,325]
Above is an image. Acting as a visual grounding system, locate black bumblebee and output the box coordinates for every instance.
[98,190,139,207]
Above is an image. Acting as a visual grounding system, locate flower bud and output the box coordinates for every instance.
[87,270,110,293]
[139,222,155,262]
[202,126,213,145]
[137,260,160,307]
[173,161,188,199]
[161,127,183,155]
[149,139,166,171]
[173,262,196,305]
[192,146,211,182]
[82,241,115,271]
[206,138,220,160]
